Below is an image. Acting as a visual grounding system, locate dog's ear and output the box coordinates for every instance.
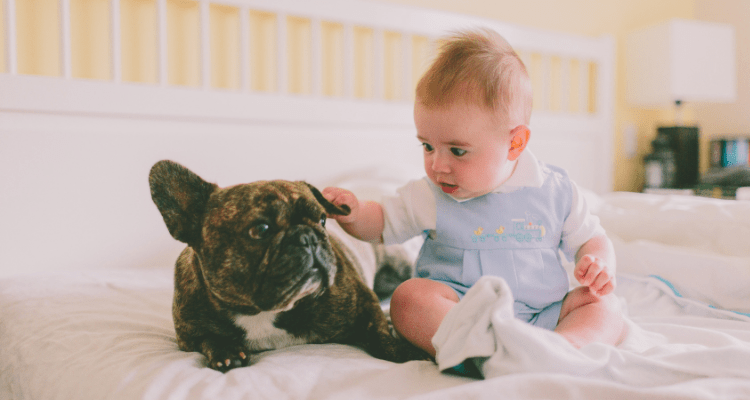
[304,183,351,216]
[149,160,218,245]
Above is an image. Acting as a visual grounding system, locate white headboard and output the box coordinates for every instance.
[0,0,614,275]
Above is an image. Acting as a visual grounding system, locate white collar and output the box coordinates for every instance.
[493,150,544,193]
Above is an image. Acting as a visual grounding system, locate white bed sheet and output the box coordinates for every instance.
[593,192,750,314]
[1,269,749,400]
[2,190,750,400]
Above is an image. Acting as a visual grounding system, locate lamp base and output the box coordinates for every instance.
[657,126,699,188]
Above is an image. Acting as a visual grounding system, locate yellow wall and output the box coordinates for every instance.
[3,0,699,191]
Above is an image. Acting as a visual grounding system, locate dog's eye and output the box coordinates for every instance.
[320,214,327,227]
[249,223,270,240]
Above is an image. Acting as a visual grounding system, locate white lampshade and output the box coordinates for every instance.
[626,19,737,108]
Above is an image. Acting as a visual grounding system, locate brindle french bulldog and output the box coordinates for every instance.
[149,160,428,372]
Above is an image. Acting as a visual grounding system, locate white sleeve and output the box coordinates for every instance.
[381,178,436,245]
[560,181,606,259]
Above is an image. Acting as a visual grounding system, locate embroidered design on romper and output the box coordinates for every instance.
[508,218,545,242]
[471,218,545,243]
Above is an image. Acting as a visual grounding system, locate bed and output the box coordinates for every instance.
[2,0,750,398]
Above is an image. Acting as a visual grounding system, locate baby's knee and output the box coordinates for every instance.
[390,279,458,322]
[390,279,423,332]
[561,287,622,320]
[390,279,427,314]
[594,292,623,316]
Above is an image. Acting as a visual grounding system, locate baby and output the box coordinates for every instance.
[323,29,624,360]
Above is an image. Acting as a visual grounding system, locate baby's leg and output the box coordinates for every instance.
[389,278,459,357]
[555,286,625,348]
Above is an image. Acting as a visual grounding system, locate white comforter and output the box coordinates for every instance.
[433,275,750,386]
[1,191,749,400]
[1,269,749,400]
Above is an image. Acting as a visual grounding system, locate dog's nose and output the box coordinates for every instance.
[298,231,317,247]
[289,226,319,249]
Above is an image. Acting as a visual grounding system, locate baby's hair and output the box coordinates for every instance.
[416,28,533,127]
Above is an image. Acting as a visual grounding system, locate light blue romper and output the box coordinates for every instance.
[415,163,574,331]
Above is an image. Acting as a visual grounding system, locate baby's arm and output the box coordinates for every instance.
[574,234,616,296]
[322,187,385,243]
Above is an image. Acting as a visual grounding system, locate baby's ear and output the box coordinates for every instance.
[508,125,530,161]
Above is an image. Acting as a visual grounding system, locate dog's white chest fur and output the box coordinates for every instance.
[234,312,308,351]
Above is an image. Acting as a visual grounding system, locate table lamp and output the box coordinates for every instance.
[626,18,737,189]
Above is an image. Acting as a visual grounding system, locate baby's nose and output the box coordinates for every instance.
[430,152,451,173]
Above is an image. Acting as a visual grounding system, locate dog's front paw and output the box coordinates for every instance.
[203,342,251,372]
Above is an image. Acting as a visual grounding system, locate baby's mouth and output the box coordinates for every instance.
[440,183,458,194]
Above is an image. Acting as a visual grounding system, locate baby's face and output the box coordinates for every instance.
[414,101,516,199]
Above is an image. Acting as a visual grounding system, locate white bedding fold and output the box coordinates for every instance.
[432,275,750,386]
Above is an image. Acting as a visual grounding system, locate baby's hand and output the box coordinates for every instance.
[322,187,359,225]
[574,254,615,297]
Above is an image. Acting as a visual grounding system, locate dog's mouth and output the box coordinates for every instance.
[276,276,322,312]
[272,259,331,311]
[204,267,327,313]
[249,244,336,313]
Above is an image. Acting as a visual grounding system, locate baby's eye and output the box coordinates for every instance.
[451,148,467,157]
[421,143,434,152]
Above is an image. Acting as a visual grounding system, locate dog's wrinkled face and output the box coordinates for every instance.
[201,181,336,311]
[149,160,350,313]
